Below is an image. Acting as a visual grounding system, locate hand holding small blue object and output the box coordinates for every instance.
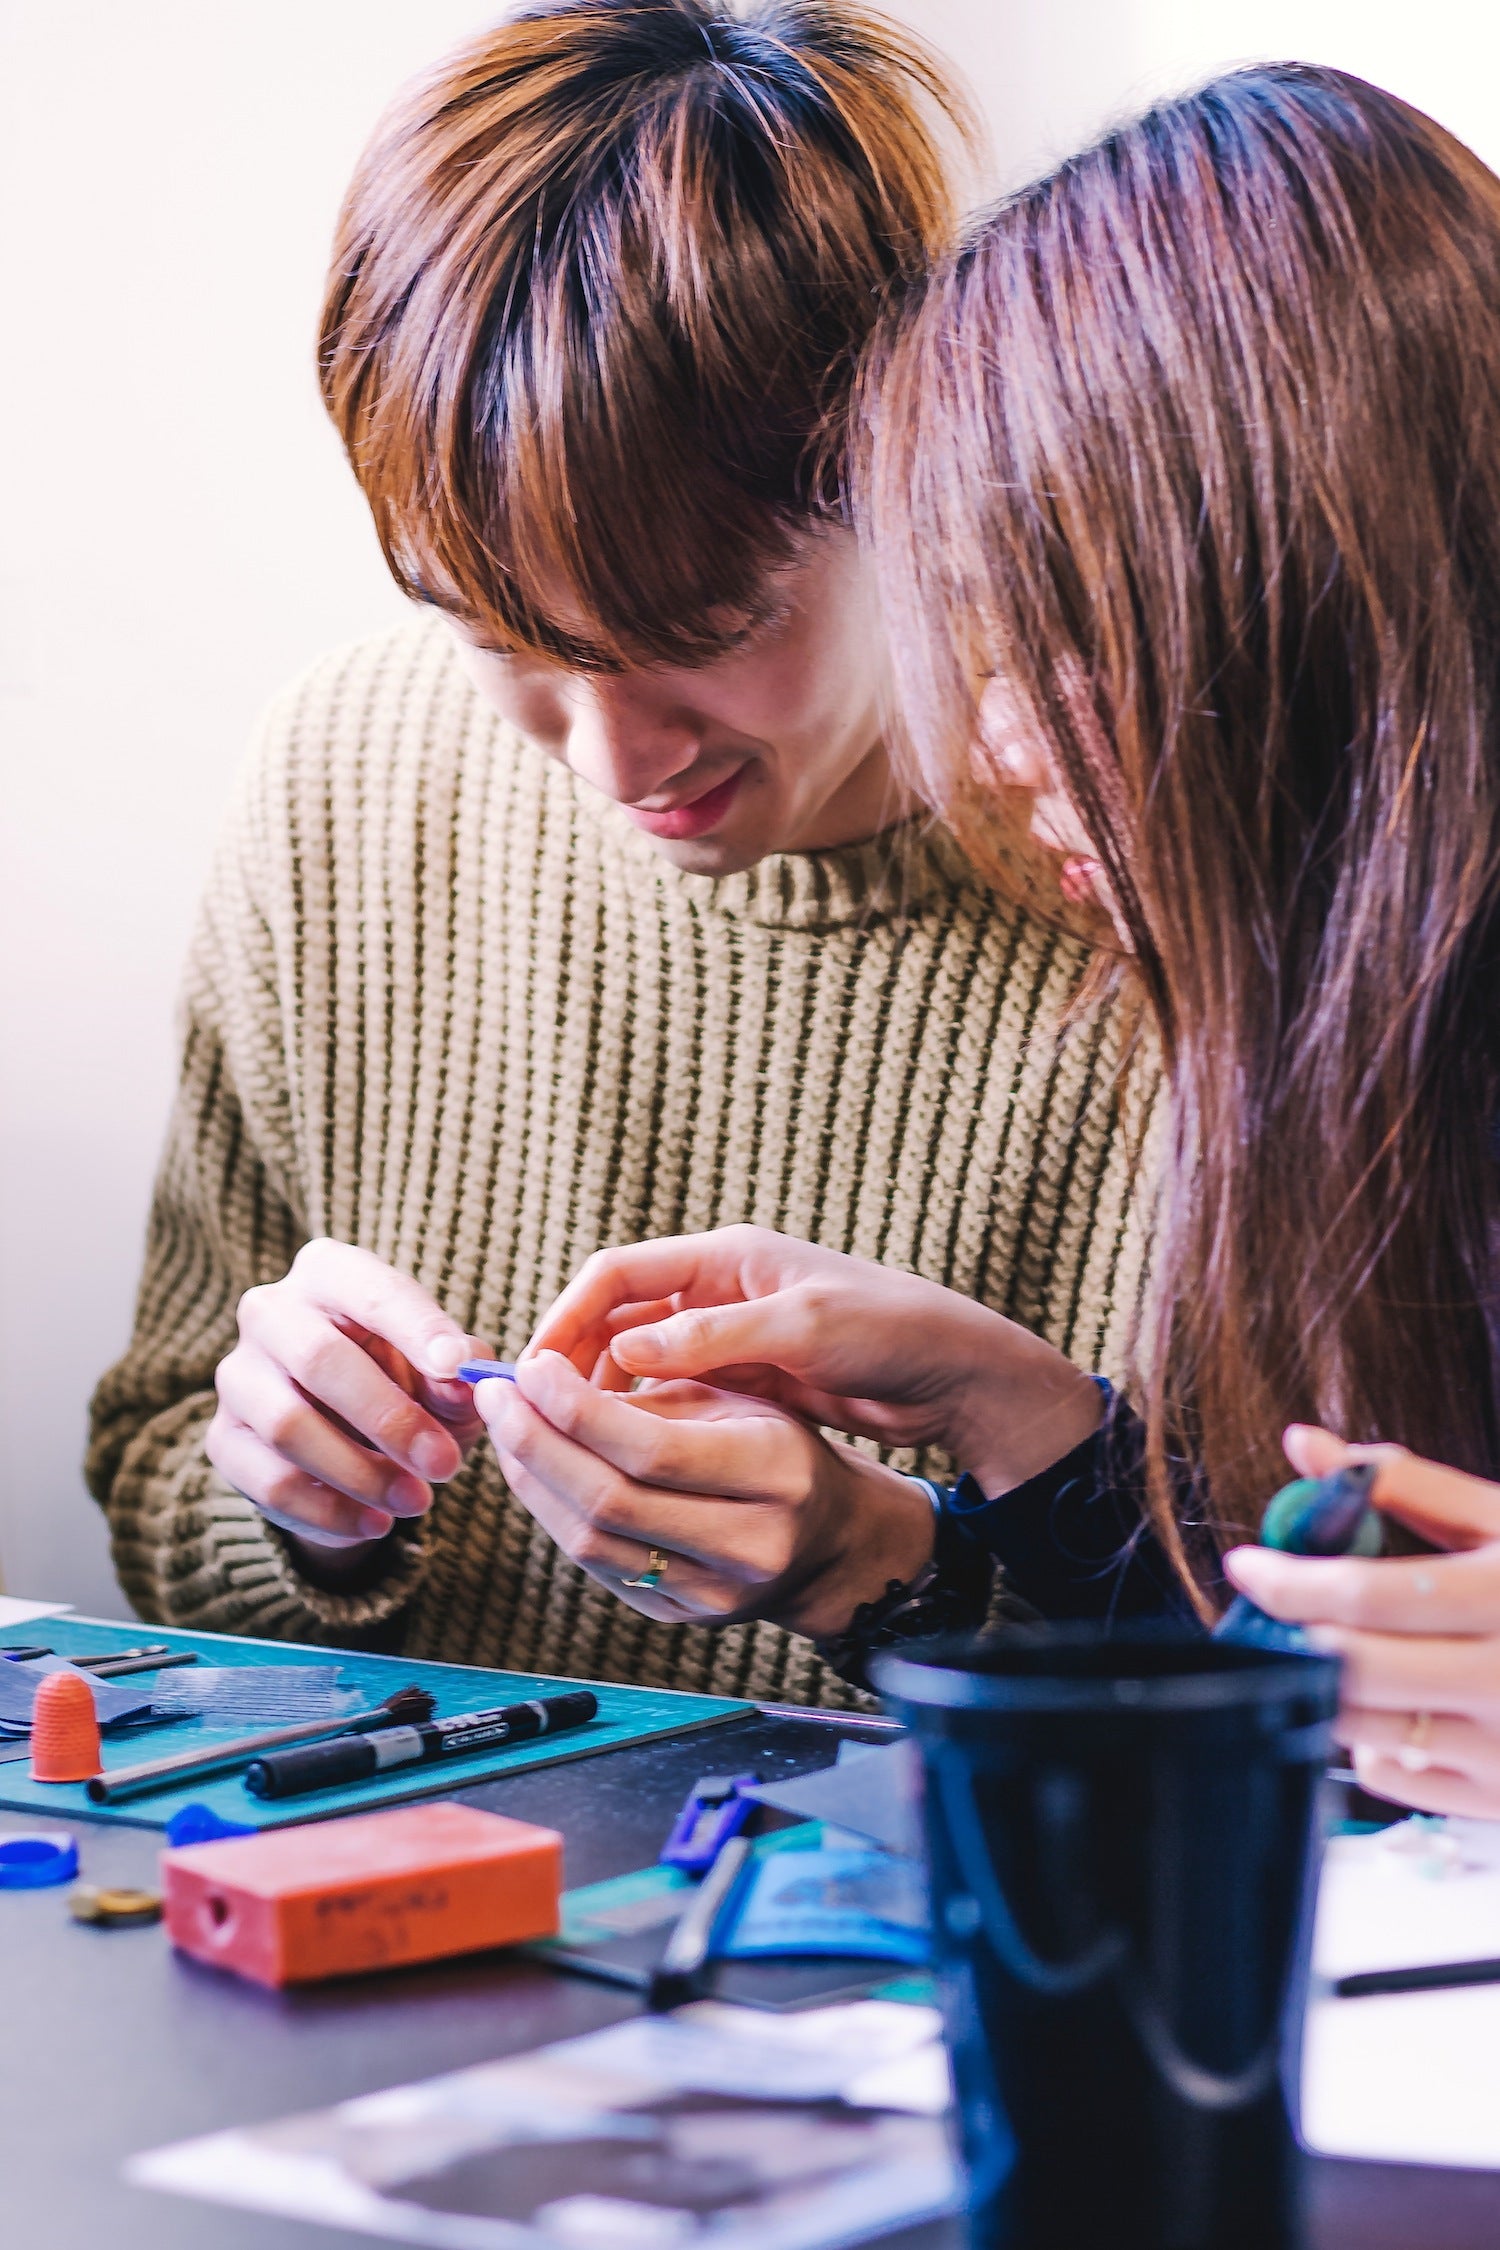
[1224,1426,1500,1818]
[1215,1461,1379,1652]
[456,1359,518,1386]
[206,1239,487,1557]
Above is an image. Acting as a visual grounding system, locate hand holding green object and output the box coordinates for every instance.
[1225,1428,1500,1817]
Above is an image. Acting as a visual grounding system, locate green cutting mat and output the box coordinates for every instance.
[0,1617,752,1830]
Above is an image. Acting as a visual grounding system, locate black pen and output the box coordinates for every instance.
[1334,1955,1500,1999]
[244,1689,599,1799]
[647,1834,752,2011]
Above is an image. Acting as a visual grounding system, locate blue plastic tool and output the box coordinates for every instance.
[1216,1461,1381,1652]
[456,1359,518,1386]
[0,1829,79,1888]
[164,1802,257,1848]
[660,1773,761,1876]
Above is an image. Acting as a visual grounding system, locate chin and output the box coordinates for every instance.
[637,822,783,877]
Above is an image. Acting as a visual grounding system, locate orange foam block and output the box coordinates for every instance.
[30,1669,102,1782]
[161,1800,562,1987]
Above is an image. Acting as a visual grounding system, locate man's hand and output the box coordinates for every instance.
[474,1351,937,1640]
[207,1239,486,1571]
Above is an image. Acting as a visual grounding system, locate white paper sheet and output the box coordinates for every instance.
[1303,1821,1500,2169]
[0,1596,74,1629]
[127,2001,961,2249]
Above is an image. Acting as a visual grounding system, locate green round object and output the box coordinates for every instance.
[1259,1479,1322,1551]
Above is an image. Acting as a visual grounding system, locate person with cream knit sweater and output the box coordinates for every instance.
[87,3,1158,1704]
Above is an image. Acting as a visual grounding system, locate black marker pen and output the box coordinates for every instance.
[243,1690,598,1799]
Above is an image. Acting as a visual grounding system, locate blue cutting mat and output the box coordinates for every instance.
[0,1617,752,1830]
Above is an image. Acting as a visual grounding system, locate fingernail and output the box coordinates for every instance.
[616,1329,664,1363]
[476,1376,516,1421]
[410,1431,459,1481]
[354,1506,395,1538]
[424,1336,467,1380]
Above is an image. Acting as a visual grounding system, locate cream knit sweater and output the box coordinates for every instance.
[88,619,1157,1707]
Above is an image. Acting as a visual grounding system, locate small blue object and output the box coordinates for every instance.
[165,1802,257,1848]
[456,1359,518,1386]
[0,1829,79,1888]
[660,1773,761,1876]
[1216,1461,1381,1652]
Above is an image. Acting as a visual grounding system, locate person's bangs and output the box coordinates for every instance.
[322,0,975,672]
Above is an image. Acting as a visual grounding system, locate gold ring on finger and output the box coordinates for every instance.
[621,1547,669,1590]
[1398,1709,1435,1773]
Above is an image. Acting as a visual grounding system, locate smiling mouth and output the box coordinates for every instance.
[623,766,748,841]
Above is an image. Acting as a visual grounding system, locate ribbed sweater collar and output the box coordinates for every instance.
[596,793,975,932]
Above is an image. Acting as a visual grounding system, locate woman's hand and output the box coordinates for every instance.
[473,1351,937,1639]
[207,1239,486,1573]
[526,1225,1102,1495]
[1224,1427,1500,1816]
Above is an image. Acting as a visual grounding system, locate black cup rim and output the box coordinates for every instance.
[872,1627,1340,1714]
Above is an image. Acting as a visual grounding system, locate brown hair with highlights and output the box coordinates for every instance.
[319,0,973,670]
[867,65,1500,1587]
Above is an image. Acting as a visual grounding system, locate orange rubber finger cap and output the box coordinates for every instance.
[30,1670,103,1783]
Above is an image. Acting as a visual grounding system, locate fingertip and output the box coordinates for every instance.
[1221,1545,1266,1590]
[382,1475,433,1519]
[611,1325,667,1367]
[354,1505,397,1538]
[1282,1422,1335,1474]
[410,1430,461,1483]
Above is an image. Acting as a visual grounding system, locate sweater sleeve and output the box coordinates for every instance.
[84,739,429,1644]
[940,1383,1202,1627]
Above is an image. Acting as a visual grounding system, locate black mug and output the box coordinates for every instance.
[874,1629,1340,2250]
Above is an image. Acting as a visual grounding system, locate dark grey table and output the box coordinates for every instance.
[5,1706,1499,2250]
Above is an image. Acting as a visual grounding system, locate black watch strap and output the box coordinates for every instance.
[814,1479,995,1693]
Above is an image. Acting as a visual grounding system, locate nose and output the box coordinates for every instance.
[978,678,1048,791]
[562,677,702,804]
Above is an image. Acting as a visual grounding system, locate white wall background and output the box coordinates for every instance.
[2,0,1496,1613]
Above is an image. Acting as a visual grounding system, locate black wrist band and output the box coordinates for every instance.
[814,1479,995,1693]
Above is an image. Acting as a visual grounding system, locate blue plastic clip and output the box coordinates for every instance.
[165,1802,256,1848]
[660,1774,761,1877]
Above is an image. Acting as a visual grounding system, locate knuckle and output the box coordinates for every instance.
[236,1283,274,1335]
[503,1417,542,1472]
[568,1522,612,1571]
[582,1471,629,1530]
[260,1461,316,1518]
[794,1278,839,1330]
[632,1424,682,1484]
[203,1412,232,1471]
[212,1348,244,1403]
[292,1236,339,1278]
[368,1398,427,1461]
[260,1393,310,1454]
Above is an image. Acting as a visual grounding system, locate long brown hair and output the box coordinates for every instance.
[866,65,1500,1575]
[318,0,974,671]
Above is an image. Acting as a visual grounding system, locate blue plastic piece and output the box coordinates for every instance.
[0,1829,79,1888]
[1216,1461,1381,1650]
[456,1359,518,1386]
[660,1773,760,1876]
[164,1802,256,1848]
[1213,1598,1313,1654]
